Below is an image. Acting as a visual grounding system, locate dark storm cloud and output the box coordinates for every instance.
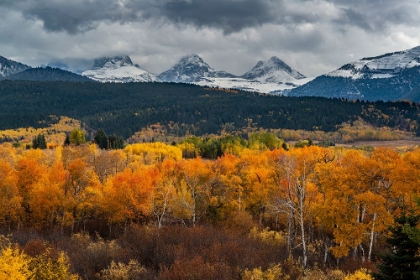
[1,0,144,34]
[156,0,275,34]
[0,0,276,34]
[0,0,419,35]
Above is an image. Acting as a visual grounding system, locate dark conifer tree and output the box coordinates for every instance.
[32,133,47,149]
[64,134,70,146]
[373,213,420,280]
[94,129,108,149]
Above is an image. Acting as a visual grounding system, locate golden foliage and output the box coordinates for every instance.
[0,116,81,146]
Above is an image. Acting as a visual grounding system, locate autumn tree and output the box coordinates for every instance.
[69,128,86,146]
[315,150,366,261]
[14,151,48,227]
[211,154,244,224]
[173,158,213,226]
[239,149,272,225]
[268,146,329,272]
[0,237,32,280]
[101,166,157,233]
[152,159,177,228]
[0,161,22,231]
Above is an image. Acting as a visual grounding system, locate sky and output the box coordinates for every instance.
[1,0,420,77]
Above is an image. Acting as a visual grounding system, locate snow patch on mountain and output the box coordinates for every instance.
[328,46,420,79]
[196,76,314,95]
[82,55,159,83]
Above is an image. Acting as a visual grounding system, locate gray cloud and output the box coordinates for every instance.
[0,0,419,78]
[1,0,419,35]
[0,0,276,34]
[334,1,419,33]
[157,0,276,34]
[2,0,143,34]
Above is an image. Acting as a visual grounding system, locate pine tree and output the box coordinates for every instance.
[94,129,108,149]
[32,133,47,149]
[63,134,70,146]
[373,213,420,280]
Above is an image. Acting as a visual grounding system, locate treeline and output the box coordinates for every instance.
[0,80,419,139]
[0,142,418,278]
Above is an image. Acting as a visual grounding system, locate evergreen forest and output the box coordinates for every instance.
[0,80,419,141]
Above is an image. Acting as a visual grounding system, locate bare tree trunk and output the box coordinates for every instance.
[287,204,294,253]
[323,240,329,267]
[299,195,307,271]
[359,244,365,263]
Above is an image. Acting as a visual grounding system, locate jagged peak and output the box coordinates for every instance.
[178,54,207,66]
[242,56,306,81]
[93,55,133,69]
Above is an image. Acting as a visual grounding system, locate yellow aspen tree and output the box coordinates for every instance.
[152,159,177,228]
[174,158,213,226]
[0,245,32,280]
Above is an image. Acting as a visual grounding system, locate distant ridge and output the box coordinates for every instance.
[2,67,93,82]
[0,56,31,78]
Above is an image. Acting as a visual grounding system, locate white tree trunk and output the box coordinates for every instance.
[368,213,377,262]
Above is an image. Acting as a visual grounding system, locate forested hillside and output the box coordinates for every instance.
[0,80,420,140]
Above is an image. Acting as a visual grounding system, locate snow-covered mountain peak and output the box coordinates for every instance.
[266,56,292,71]
[93,55,133,69]
[179,54,206,65]
[241,56,306,83]
[328,45,420,79]
[82,55,159,83]
[158,54,236,83]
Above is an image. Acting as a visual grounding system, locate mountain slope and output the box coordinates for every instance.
[328,46,420,79]
[0,56,31,78]
[158,54,236,83]
[2,67,92,82]
[401,84,420,102]
[289,46,420,101]
[82,55,159,83]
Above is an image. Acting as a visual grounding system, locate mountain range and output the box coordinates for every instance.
[1,45,420,101]
[81,55,159,83]
[289,46,420,101]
